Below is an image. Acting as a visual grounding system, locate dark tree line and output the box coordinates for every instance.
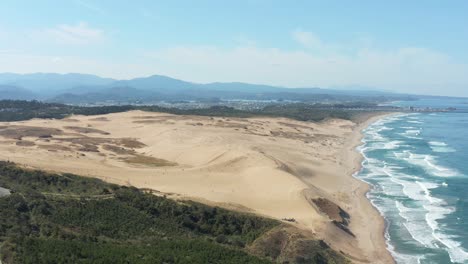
[0,99,379,122]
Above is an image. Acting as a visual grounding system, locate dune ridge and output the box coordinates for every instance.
[0,110,394,263]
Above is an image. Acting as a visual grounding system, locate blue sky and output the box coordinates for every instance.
[0,0,467,96]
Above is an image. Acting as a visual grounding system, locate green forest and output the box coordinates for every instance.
[0,161,347,263]
[0,100,379,122]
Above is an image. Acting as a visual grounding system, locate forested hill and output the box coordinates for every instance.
[0,73,411,103]
[0,161,347,263]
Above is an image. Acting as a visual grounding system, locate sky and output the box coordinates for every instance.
[0,0,467,97]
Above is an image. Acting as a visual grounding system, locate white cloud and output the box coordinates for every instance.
[1,29,467,97]
[292,29,323,50]
[141,40,468,96]
[38,22,105,45]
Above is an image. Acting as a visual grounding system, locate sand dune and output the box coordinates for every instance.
[0,111,393,263]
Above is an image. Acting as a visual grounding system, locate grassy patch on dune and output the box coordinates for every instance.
[121,154,177,167]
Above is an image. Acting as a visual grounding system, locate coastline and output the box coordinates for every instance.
[344,112,398,264]
[0,110,400,263]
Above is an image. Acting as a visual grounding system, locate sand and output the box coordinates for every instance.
[0,111,395,263]
[0,187,10,197]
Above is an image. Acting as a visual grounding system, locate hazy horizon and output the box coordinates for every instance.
[1,1,467,97]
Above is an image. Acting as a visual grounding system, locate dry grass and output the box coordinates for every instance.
[37,144,73,152]
[312,198,346,223]
[121,154,176,167]
[102,144,135,155]
[78,144,100,152]
[278,122,314,130]
[132,120,168,124]
[132,115,171,120]
[89,117,109,122]
[312,198,353,236]
[118,138,146,148]
[248,225,346,263]
[64,126,110,135]
[211,121,250,129]
[0,126,63,140]
[15,140,35,147]
[61,118,80,122]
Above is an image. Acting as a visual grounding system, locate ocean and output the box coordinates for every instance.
[356,98,468,263]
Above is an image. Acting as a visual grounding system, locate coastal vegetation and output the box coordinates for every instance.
[0,100,384,123]
[0,161,347,263]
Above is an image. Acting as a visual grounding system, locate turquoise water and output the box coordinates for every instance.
[356,98,468,263]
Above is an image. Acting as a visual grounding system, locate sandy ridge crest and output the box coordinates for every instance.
[0,110,395,263]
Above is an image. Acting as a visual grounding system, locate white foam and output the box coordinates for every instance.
[398,128,423,140]
[429,141,448,147]
[390,179,468,262]
[408,120,424,124]
[385,229,425,264]
[396,201,437,247]
[367,140,403,151]
[359,114,468,263]
[406,129,421,135]
[390,178,428,202]
[431,147,457,153]
[416,181,441,203]
[382,126,394,131]
[440,237,468,264]
[394,151,460,177]
[423,155,459,177]
[423,204,468,263]
[429,141,456,153]
[393,186,468,263]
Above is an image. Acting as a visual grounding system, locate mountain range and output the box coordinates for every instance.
[0,73,411,104]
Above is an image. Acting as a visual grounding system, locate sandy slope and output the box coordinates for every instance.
[0,111,394,263]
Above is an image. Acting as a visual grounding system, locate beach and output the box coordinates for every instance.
[0,111,395,263]
[344,113,397,264]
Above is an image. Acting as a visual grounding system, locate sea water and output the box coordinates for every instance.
[355,98,468,263]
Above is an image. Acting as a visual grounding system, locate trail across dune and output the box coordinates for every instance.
[0,111,394,263]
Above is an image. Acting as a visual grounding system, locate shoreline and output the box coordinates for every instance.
[0,110,400,263]
[345,112,398,264]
